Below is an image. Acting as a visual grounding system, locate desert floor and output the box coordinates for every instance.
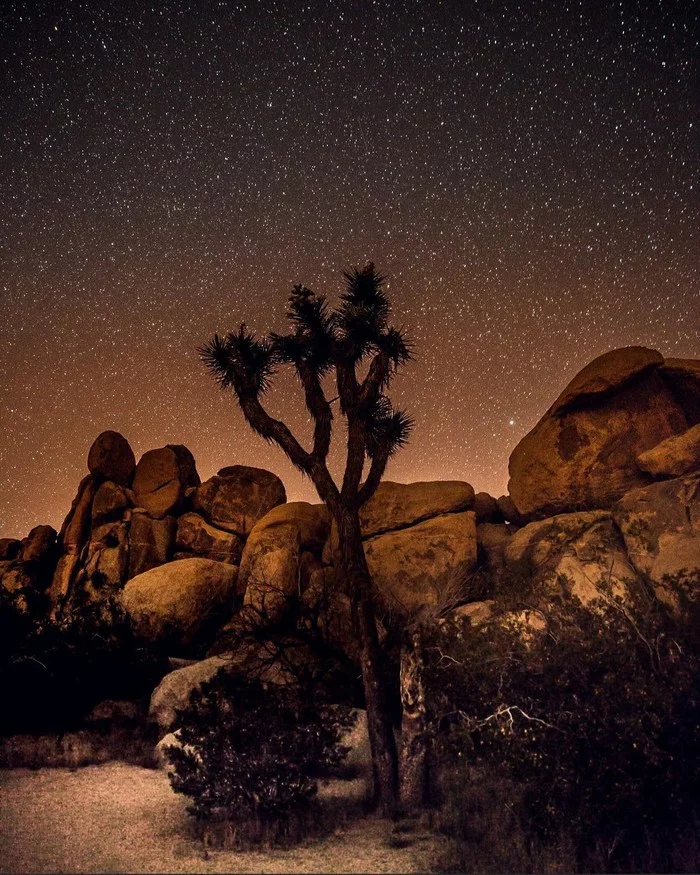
[0,763,441,873]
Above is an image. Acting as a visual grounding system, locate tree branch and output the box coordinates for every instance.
[359,350,391,410]
[358,451,390,505]
[297,362,333,460]
[238,394,314,475]
[341,415,366,501]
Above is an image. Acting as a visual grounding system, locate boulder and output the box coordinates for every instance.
[193,465,286,537]
[507,348,690,520]
[149,654,231,734]
[251,502,331,552]
[474,491,503,524]
[363,511,477,623]
[175,512,243,565]
[132,445,200,519]
[636,424,700,480]
[91,481,130,527]
[659,358,700,423]
[451,599,497,626]
[73,520,130,602]
[121,558,238,655]
[87,431,136,485]
[4,526,60,595]
[496,494,525,525]
[20,525,57,564]
[0,539,21,561]
[49,475,98,605]
[505,511,638,605]
[477,523,512,571]
[242,525,301,617]
[155,731,199,772]
[127,512,176,579]
[613,474,700,597]
[302,567,363,662]
[551,346,663,413]
[237,502,330,619]
[358,480,475,538]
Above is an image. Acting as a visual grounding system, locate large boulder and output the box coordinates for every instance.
[363,511,477,623]
[175,512,243,565]
[149,654,231,734]
[240,503,330,619]
[506,348,693,520]
[636,424,700,480]
[127,512,176,579]
[0,539,21,561]
[121,558,238,655]
[613,473,700,596]
[551,346,663,412]
[2,526,60,597]
[193,466,286,537]
[505,511,638,605]
[132,445,200,519]
[659,358,700,423]
[358,480,475,538]
[49,474,98,604]
[87,431,136,485]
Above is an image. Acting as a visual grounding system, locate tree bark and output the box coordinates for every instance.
[336,508,399,812]
[399,628,430,808]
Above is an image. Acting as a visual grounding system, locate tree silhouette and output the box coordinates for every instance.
[200,263,413,810]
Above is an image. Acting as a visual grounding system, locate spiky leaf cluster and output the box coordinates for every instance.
[365,396,414,459]
[199,324,276,398]
[271,285,336,375]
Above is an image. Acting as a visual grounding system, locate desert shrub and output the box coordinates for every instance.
[166,668,355,846]
[0,595,167,735]
[423,575,700,873]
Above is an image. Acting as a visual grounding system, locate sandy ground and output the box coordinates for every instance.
[0,763,440,873]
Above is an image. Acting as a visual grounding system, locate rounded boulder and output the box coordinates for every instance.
[133,445,200,519]
[88,431,136,485]
[121,558,238,655]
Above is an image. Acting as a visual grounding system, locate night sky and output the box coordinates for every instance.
[1,0,698,539]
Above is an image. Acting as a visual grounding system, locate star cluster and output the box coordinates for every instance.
[1,0,698,537]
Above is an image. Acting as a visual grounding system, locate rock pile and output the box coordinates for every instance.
[1,345,698,749]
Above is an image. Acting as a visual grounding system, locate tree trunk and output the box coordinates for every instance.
[336,508,399,813]
[399,628,430,808]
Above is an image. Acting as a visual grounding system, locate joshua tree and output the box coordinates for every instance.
[200,263,413,810]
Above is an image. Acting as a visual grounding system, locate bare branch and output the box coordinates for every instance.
[238,394,314,475]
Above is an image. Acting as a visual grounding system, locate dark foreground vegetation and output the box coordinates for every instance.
[146,571,699,872]
[0,588,165,764]
[422,575,700,873]
[2,530,699,872]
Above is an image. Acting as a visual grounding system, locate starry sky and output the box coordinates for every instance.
[1,0,698,538]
